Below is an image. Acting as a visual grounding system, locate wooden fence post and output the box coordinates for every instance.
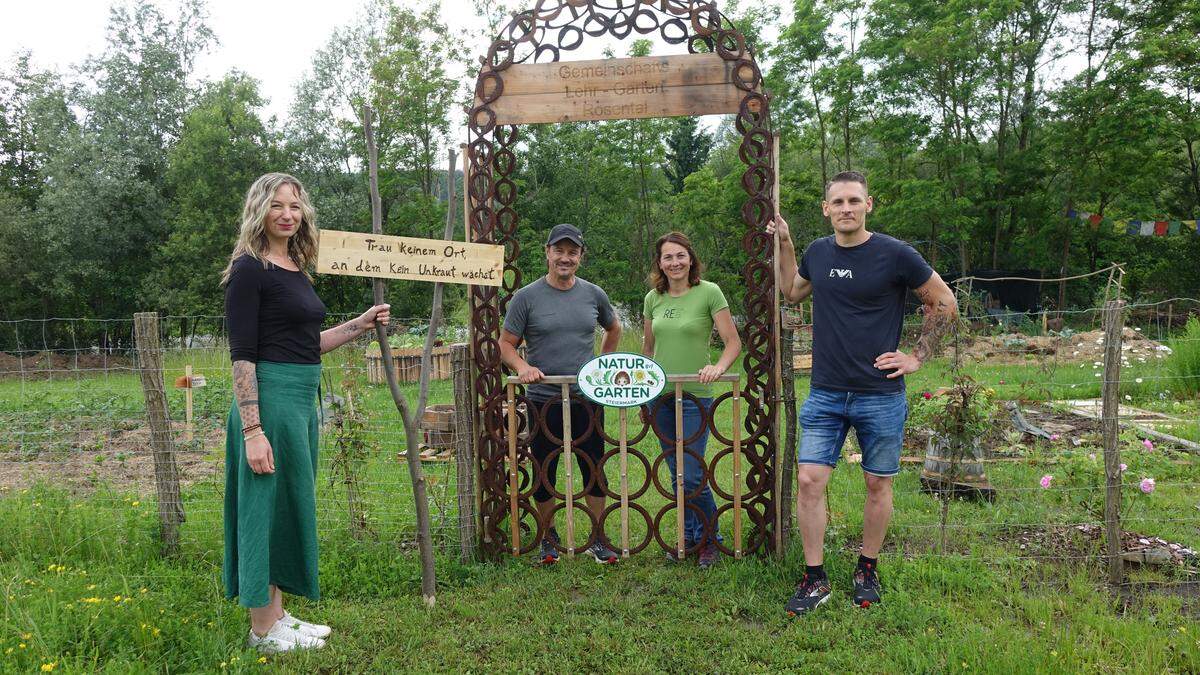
[1101,299,1125,585]
[133,312,185,556]
[451,344,478,562]
[780,311,796,540]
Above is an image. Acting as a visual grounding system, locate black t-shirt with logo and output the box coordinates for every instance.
[799,232,933,393]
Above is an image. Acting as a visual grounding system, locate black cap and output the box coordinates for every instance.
[545,223,584,248]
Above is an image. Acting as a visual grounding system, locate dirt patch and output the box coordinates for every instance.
[0,351,134,380]
[950,327,1170,365]
[0,420,223,494]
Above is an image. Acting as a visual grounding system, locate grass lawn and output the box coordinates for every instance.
[1,332,1199,672]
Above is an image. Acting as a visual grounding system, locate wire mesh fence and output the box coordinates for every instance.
[0,285,1197,590]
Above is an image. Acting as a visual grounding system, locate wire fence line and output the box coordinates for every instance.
[0,291,1198,585]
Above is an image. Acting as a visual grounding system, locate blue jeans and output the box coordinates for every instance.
[798,387,908,477]
[651,396,721,544]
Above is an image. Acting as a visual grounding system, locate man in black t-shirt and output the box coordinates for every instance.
[768,171,958,615]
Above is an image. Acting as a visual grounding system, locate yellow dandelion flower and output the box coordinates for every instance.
[18,644,25,649]
[20,633,30,640]
[219,662,227,669]
[258,657,267,664]
[112,595,122,602]
[86,585,96,590]
[81,597,101,604]
[131,501,139,507]
[3,647,11,655]
[139,588,147,594]
[40,663,57,672]
[152,628,160,637]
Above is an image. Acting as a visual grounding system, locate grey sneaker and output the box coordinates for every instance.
[697,542,720,569]
[585,540,619,564]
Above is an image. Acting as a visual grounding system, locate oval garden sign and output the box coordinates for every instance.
[578,352,666,408]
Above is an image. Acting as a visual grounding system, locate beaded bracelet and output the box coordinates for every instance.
[244,430,266,442]
[242,423,262,434]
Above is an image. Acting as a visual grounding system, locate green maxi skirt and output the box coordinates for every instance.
[223,361,322,608]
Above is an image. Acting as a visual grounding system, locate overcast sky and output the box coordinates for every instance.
[2,0,789,130]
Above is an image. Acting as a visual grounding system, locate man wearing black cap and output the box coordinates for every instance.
[500,223,623,564]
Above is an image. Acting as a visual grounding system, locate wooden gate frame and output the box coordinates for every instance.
[466,0,780,558]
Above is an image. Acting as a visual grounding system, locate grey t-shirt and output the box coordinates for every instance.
[503,276,616,402]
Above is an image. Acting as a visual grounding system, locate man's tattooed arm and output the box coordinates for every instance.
[232,360,260,429]
[911,274,959,364]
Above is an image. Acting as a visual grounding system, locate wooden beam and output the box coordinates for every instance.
[484,53,738,96]
[487,81,753,125]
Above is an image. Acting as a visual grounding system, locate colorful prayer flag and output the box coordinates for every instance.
[1066,209,1077,219]
[1088,213,1103,227]
[1140,221,1155,236]
[1154,221,1169,236]
[1168,221,1181,235]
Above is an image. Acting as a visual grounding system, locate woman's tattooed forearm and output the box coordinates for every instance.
[232,360,260,428]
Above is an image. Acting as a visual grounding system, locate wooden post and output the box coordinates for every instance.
[133,312,185,556]
[363,106,437,606]
[1167,302,1174,332]
[780,318,797,536]
[451,344,478,562]
[184,364,194,442]
[619,407,630,558]
[561,383,575,556]
[1041,310,1048,335]
[507,382,519,556]
[675,382,685,558]
[732,379,743,559]
[1101,299,1125,585]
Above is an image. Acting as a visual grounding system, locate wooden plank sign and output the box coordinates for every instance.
[479,53,757,125]
[317,230,504,287]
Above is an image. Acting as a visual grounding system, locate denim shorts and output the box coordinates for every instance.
[797,387,908,477]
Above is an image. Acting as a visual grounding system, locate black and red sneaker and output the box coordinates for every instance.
[585,540,620,564]
[784,573,831,616]
[538,529,560,565]
[852,562,882,608]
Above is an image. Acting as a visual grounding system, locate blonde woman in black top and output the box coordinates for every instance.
[222,173,389,653]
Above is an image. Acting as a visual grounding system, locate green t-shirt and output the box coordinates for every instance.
[642,280,730,397]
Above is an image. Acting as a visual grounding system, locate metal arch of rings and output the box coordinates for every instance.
[467,0,780,559]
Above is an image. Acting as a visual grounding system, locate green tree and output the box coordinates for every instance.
[142,74,283,321]
[664,116,714,194]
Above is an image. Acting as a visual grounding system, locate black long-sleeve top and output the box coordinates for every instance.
[225,254,327,364]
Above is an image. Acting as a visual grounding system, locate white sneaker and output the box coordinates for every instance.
[282,610,332,639]
[247,618,326,654]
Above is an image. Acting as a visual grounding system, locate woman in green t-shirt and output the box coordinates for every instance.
[642,232,741,568]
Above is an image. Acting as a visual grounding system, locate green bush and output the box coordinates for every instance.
[1167,317,1200,398]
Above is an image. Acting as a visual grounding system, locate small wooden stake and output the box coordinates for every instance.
[184,364,194,442]
[732,379,743,559]
[675,382,685,558]
[562,384,575,557]
[507,382,519,556]
[619,407,630,558]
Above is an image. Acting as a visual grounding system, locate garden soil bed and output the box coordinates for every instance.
[949,327,1170,365]
[0,420,223,494]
